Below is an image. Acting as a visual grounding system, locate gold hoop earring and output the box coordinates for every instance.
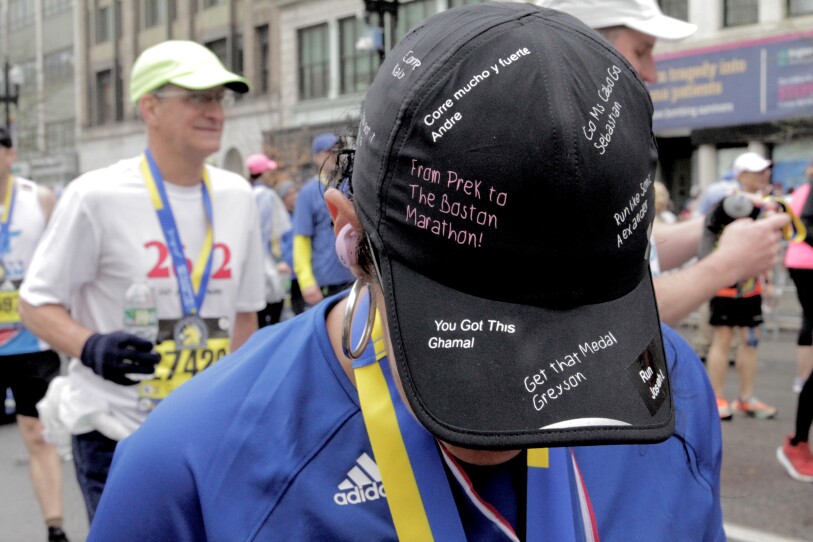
[342,280,377,360]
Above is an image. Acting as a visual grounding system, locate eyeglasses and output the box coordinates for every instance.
[152,88,235,108]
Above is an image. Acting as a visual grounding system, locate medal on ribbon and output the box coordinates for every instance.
[137,150,224,411]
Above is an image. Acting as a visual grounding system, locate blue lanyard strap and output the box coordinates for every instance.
[0,176,17,258]
[140,150,214,316]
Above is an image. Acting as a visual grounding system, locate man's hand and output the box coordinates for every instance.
[713,213,789,286]
[276,262,292,277]
[80,331,161,386]
[301,284,325,306]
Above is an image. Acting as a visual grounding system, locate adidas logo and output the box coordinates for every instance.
[333,452,387,506]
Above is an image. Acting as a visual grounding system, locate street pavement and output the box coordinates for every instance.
[0,422,88,541]
[0,323,811,541]
[681,324,813,542]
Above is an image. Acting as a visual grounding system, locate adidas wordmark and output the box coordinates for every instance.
[334,453,388,506]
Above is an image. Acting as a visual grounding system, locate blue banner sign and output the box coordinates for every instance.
[651,32,813,132]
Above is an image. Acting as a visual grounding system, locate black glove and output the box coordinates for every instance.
[80,331,161,386]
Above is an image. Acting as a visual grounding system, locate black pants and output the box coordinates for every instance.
[795,375,813,443]
[0,349,61,417]
[289,279,308,316]
[789,268,813,443]
[790,268,813,346]
[257,301,284,328]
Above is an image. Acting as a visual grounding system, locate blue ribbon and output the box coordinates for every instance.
[142,150,214,316]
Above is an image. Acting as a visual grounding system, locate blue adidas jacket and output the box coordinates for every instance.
[89,297,723,541]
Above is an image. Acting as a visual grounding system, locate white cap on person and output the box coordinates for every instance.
[732,152,772,177]
[539,0,697,41]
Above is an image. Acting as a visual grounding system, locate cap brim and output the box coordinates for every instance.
[380,254,674,449]
[626,15,697,41]
[750,160,772,172]
[170,68,250,94]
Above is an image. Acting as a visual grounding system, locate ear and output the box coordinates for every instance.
[325,187,361,236]
[335,223,359,270]
[138,95,160,126]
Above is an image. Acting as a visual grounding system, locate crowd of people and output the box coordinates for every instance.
[0,1,810,541]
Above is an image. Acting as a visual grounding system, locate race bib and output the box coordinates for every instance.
[137,316,230,412]
[0,289,21,328]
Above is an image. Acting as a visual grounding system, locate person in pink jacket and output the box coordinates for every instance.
[777,161,813,482]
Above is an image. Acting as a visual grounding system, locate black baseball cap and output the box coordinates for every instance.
[352,2,672,449]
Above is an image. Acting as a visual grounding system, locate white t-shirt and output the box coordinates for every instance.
[21,156,265,437]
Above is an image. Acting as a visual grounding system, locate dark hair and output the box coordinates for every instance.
[323,134,377,282]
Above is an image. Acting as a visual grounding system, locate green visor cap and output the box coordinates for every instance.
[130,40,250,103]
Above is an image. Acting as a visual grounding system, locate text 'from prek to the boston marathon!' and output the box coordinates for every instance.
[404,158,510,249]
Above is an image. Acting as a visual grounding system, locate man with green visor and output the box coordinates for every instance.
[19,40,265,520]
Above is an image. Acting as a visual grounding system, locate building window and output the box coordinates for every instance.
[94,69,116,126]
[143,0,165,28]
[202,0,224,8]
[46,120,75,151]
[43,0,72,17]
[204,34,243,100]
[96,5,112,43]
[339,17,377,95]
[396,0,436,41]
[19,60,36,91]
[16,122,36,154]
[98,0,123,41]
[659,0,688,22]
[11,59,35,149]
[789,0,813,16]
[206,38,228,65]
[204,38,243,98]
[44,48,73,83]
[234,34,244,76]
[233,34,244,102]
[111,0,123,37]
[723,0,758,26]
[255,24,270,95]
[8,0,34,29]
[298,23,329,100]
